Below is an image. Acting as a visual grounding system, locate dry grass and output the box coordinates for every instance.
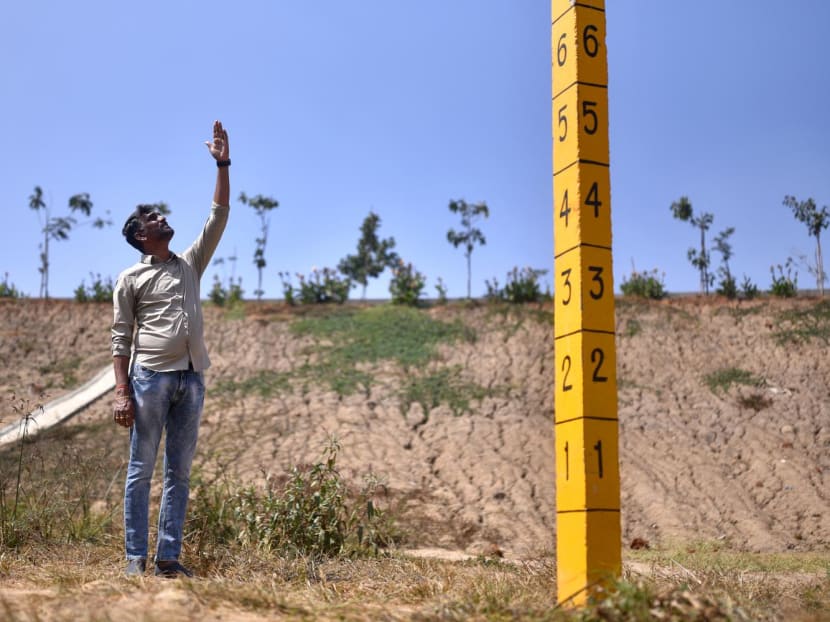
[0,544,826,621]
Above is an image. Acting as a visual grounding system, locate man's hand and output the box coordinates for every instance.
[113,386,135,428]
[205,120,230,161]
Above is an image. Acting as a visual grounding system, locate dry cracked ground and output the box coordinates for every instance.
[0,297,828,560]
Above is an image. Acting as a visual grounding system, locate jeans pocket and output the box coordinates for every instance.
[132,364,158,382]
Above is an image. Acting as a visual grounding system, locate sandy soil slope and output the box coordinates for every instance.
[1,297,827,559]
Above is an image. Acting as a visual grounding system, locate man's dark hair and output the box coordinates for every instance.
[122,205,157,252]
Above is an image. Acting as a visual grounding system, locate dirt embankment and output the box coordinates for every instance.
[1,297,827,559]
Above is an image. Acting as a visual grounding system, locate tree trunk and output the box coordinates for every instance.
[816,234,825,296]
[43,232,50,299]
[466,252,472,299]
[699,226,706,295]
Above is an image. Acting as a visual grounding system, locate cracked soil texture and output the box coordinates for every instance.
[1,297,827,559]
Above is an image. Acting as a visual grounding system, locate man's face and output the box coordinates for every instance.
[140,211,174,244]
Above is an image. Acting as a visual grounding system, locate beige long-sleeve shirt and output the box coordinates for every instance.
[111,202,229,372]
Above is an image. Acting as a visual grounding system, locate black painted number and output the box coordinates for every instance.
[585,182,601,217]
[559,189,571,226]
[593,440,604,478]
[588,266,604,300]
[591,347,608,382]
[583,24,599,57]
[561,355,573,392]
[558,105,568,142]
[557,32,567,67]
[564,441,570,480]
[561,268,572,305]
[582,101,598,135]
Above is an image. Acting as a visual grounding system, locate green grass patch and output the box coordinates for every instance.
[623,318,642,337]
[213,370,293,398]
[703,367,764,393]
[38,355,82,389]
[773,299,830,344]
[399,367,492,417]
[291,306,476,396]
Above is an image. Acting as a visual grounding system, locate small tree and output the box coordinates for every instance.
[446,199,489,299]
[670,196,714,295]
[28,186,110,299]
[713,226,736,298]
[239,192,279,300]
[783,195,829,295]
[338,211,399,299]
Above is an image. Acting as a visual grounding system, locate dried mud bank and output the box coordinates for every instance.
[2,297,828,559]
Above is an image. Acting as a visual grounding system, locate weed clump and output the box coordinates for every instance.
[773,299,830,344]
[703,368,765,394]
[620,269,666,299]
[188,440,397,560]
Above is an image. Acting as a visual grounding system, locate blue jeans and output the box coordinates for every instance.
[124,363,204,562]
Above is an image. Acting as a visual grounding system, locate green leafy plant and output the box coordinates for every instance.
[783,194,829,295]
[28,186,111,299]
[389,261,426,306]
[713,226,737,299]
[73,273,115,303]
[210,253,244,307]
[0,273,22,299]
[434,277,448,305]
[485,267,548,303]
[296,268,351,304]
[447,198,489,299]
[740,275,759,300]
[188,440,396,559]
[619,268,666,299]
[208,274,244,307]
[238,192,279,300]
[338,211,399,299]
[769,258,798,297]
[278,271,295,305]
[670,195,714,295]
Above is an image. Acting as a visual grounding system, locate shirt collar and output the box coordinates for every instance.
[141,252,178,265]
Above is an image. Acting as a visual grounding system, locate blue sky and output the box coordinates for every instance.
[3,1,830,300]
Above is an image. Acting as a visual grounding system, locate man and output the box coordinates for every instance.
[111,120,231,578]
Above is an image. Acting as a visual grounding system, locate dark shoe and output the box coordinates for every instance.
[154,560,193,578]
[125,558,146,577]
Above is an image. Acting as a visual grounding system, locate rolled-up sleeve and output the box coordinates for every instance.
[112,275,135,358]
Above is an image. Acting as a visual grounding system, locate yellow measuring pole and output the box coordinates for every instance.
[551,0,621,606]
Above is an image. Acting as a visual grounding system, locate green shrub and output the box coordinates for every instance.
[770,259,798,297]
[297,268,351,304]
[0,273,22,299]
[74,273,114,303]
[620,268,666,299]
[188,440,396,559]
[434,277,448,305]
[485,267,548,303]
[209,274,244,307]
[277,271,295,305]
[716,274,738,299]
[740,275,759,300]
[389,261,426,306]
